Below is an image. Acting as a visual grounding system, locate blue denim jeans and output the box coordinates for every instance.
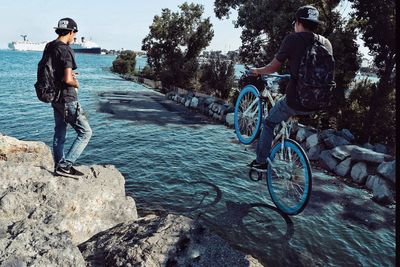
[256,97,313,163]
[52,101,92,168]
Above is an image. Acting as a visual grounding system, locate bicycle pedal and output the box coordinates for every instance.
[250,167,268,173]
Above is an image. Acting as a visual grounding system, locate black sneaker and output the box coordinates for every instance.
[55,165,84,178]
[249,160,268,172]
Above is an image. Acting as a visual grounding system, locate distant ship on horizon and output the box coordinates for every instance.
[8,35,101,54]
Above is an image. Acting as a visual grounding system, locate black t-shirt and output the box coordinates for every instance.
[275,32,333,111]
[47,40,78,103]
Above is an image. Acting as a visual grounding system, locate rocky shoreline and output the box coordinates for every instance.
[0,134,262,266]
[121,74,396,206]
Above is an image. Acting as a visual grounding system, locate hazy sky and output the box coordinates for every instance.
[0,0,371,62]
[0,0,241,51]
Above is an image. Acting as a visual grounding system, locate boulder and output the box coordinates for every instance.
[0,135,53,170]
[79,214,263,267]
[307,144,322,161]
[365,175,380,190]
[296,127,314,143]
[350,162,368,185]
[185,99,191,107]
[323,134,350,149]
[306,134,320,149]
[374,143,388,154]
[190,97,199,108]
[320,128,336,139]
[377,160,396,184]
[330,145,358,161]
[0,135,139,266]
[319,150,338,171]
[226,113,235,127]
[334,158,352,177]
[363,143,375,150]
[370,177,393,204]
[350,146,393,164]
[0,219,86,267]
[337,128,355,142]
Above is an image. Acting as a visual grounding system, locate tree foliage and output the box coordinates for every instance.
[112,50,136,74]
[199,57,235,99]
[348,0,396,143]
[214,0,360,90]
[142,2,214,89]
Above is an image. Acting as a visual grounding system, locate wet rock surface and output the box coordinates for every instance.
[79,214,262,267]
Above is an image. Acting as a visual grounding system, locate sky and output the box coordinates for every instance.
[0,0,371,63]
[0,0,241,52]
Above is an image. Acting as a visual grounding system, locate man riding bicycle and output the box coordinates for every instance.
[248,5,333,170]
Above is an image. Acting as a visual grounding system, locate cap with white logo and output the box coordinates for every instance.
[295,5,323,24]
[54,18,78,32]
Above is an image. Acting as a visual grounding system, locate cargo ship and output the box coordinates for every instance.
[8,35,101,54]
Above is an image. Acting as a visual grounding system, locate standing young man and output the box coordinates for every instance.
[46,18,92,177]
[249,5,333,169]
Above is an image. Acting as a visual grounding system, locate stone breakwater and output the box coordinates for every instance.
[162,89,396,205]
[0,134,262,266]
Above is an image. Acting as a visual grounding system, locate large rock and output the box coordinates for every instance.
[0,219,86,266]
[323,134,350,149]
[374,144,388,154]
[0,135,138,265]
[305,134,320,149]
[334,158,352,177]
[330,145,357,161]
[350,147,393,164]
[190,97,199,108]
[0,135,53,170]
[337,128,355,142]
[365,175,393,204]
[79,214,263,267]
[319,150,338,171]
[377,160,396,184]
[307,144,322,161]
[296,127,314,143]
[226,113,235,127]
[350,162,368,185]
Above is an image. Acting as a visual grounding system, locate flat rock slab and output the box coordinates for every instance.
[350,147,393,164]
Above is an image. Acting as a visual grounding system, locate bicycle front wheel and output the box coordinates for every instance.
[234,85,262,145]
[267,139,312,215]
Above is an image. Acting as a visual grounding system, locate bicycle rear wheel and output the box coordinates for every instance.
[267,139,312,215]
[234,85,262,144]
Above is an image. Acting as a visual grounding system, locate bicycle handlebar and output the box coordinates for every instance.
[244,70,290,81]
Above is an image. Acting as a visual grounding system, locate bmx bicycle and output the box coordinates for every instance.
[234,72,312,215]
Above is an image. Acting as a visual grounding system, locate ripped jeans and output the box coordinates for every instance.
[52,101,92,168]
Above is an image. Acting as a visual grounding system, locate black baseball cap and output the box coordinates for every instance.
[295,5,323,24]
[54,18,78,32]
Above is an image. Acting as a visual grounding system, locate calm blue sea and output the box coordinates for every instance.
[0,49,394,267]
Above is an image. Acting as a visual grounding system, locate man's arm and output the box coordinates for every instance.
[63,68,79,88]
[250,58,282,75]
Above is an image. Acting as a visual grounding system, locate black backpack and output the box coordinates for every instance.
[296,34,336,110]
[34,42,61,103]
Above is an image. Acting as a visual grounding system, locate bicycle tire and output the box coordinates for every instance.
[267,139,312,215]
[234,85,262,144]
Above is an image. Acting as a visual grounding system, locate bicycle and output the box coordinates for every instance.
[234,73,312,215]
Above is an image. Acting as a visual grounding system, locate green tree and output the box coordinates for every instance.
[199,56,235,99]
[348,0,396,143]
[112,50,137,74]
[142,2,214,89]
